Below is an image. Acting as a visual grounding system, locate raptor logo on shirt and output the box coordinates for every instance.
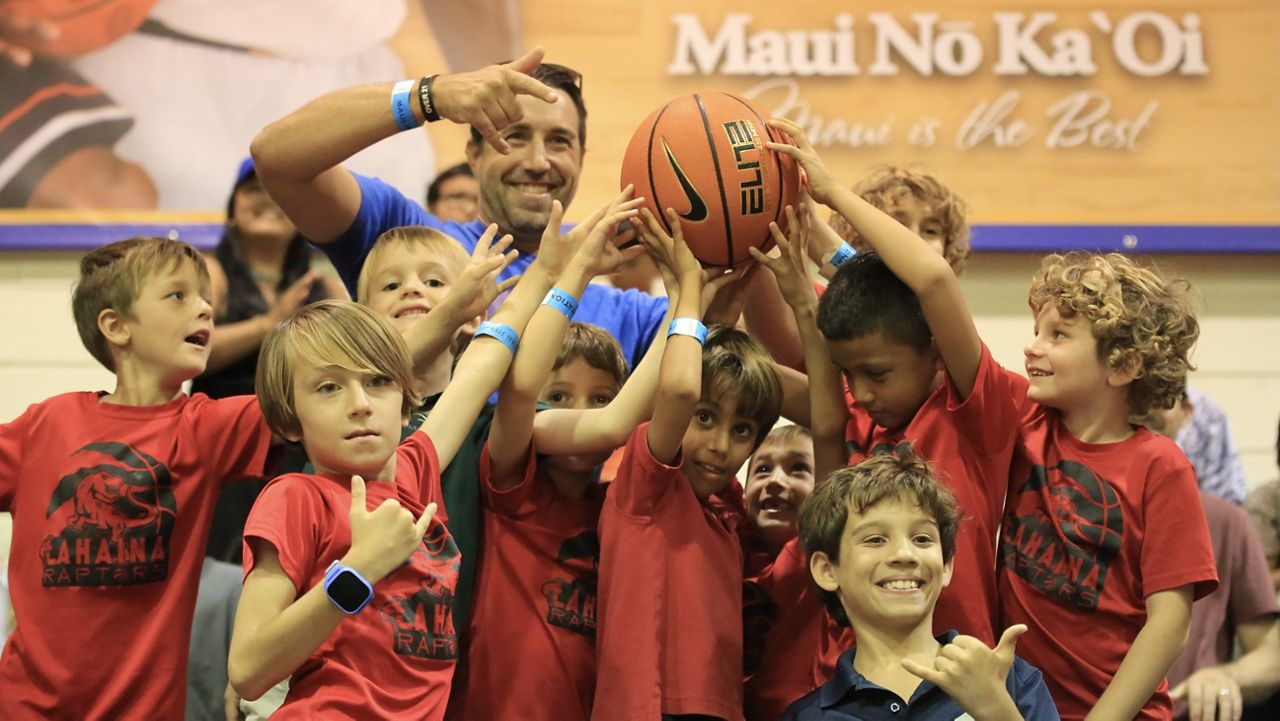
[380,526,461,660]
[40,442,177,587]
[541,530,599,637]
[1001,460,1125,610]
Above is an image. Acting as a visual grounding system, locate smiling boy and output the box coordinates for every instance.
[782,450,1058,721]
[999,253,1218,721]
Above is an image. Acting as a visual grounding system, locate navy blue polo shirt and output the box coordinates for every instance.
[780,631,1060,721]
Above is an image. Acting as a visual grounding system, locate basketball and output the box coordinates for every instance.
[620,92,801,268]
[12,0,156,57]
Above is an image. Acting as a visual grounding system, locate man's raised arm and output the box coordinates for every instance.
[249,48,559,244]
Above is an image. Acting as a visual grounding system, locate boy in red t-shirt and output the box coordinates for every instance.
[768,117,1027,646]
[998,253,1218,721]
[449,189,673,720]
[0,237,272,720]
[227,222,557,719]
[593,209,783,721]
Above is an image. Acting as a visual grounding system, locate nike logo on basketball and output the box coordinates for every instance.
[661,138,708,222]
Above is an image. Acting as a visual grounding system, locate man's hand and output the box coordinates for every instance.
[432,47,562,154]
[1171,667,1243,721]
[343,476,437,582]
[902,625,1027,721]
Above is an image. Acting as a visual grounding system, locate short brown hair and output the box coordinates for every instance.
[255,300,422,439]
[72,237,209,371]
[553,323,628,385]
[756,424,813,453]
[1029,252,1199,415]
[828,165,971,275]
[798,446,961,626]
[355,225,469,303]
[702,325,782,447]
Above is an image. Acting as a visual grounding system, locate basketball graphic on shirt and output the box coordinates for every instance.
[40,441,177,587]
[1001,460,1124,610]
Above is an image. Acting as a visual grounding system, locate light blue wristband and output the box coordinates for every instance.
[667,317,708,345]
[475,321,519,355]
[828,241,857,268]
[542,288,579,321]
[390,79,417,132]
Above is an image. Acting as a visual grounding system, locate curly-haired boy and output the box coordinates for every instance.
[1000,252,1218,721]
[826,165,971,275]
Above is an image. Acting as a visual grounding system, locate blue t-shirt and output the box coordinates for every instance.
[781,631,1060,721]
[325,173,669,368]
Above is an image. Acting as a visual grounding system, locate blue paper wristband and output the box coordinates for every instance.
[828,242,857,268]
[475,321,520,355]
[391,79,417,132]
[667,317,708,345]
[542,288,579,320]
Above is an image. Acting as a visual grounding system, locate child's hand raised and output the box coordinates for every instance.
[344,475,437,582]
[902,625,1027,720]
[535,189,645,279]
[636,208,703,281]
[766,117,840,206]
[442,224,519,323]
[566,185,647,277]
[749,204,818,314]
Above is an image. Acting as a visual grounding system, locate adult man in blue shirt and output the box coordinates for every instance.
[249,48,667,367]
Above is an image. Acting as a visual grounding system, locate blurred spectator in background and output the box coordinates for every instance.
[1143,387,1248,504]
[1245,417,1280,594]
[1167,493,1279,720]
[425,162,480,223]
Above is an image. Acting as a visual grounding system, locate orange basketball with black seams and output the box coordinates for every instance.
[621,92,802,268]
[11,0,157,57]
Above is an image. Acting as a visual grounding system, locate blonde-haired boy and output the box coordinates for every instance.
[1000,252,1217,721]
[0,237,272,720]
[229,218,553,720]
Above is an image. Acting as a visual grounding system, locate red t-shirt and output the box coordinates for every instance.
[844,344,1026,644]
[593,424,745,721]
[998,405,1219,721]
[243,432,458,720]
[0,392,270,721]
[450,442,603,721]
[742,537,851,721]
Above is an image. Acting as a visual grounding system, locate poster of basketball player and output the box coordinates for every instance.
[0,0,519,211]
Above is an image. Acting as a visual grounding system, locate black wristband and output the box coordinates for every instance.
[417,75,441,123]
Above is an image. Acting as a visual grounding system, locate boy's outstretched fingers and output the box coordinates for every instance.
[900,655,944,686]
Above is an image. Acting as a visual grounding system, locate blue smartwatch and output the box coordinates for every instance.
[324,560,374,615]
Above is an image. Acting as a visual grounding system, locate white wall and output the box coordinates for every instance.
[1,249,1278,567]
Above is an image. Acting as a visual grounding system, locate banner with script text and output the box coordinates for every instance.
[526,0,1279,252]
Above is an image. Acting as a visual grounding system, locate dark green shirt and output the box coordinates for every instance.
[403,393,494,635]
